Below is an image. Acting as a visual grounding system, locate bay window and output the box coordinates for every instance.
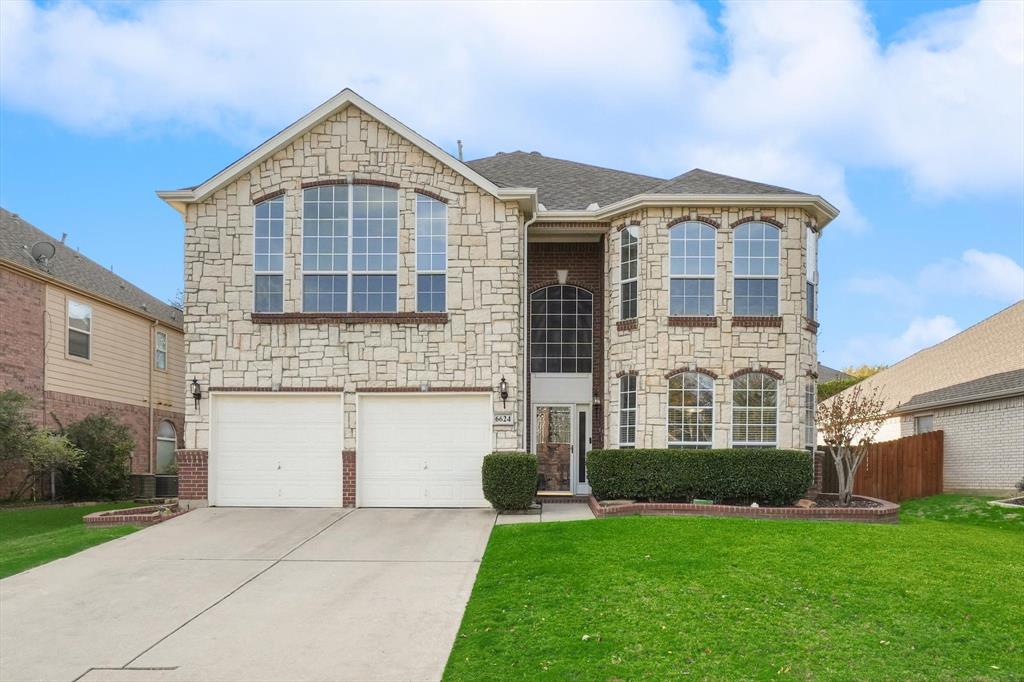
[620,227,638,320]
[668,372,714,448]
[669,221,715,316]
[619,374,637,447]
[806,227,818,321]
[732,372,778,447]
[733,222,779,316]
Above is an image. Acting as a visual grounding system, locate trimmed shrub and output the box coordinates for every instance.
[482,451,538,511]
[587,448,813,506]
[62,414,134,500]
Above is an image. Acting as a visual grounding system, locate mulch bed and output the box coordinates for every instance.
[992,496,1024,507]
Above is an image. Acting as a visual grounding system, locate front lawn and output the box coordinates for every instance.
[445,495,1023,680]
[0,502,141,579]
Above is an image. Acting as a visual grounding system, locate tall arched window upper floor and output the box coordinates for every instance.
[733,221,780,316]
[669,221,716,317]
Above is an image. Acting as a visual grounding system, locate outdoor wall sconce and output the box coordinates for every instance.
[190,377,203,410]
[592,395,602,407]
[498,376,509,408]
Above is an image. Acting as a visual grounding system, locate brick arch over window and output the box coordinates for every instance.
[730,215,785,229]
[615,221,642,232]
[729,367,783,380]
[666,215,721,230]
[614,369,638,378]
[529,280,595,295]
[664,367,718,380]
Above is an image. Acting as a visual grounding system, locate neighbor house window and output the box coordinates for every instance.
[619,374,637,447]
[620,227,638,320]
[155,331,167,370]
[156,420,177,473]
[301,184,399,312]
[732,372,778,447]
[254,196,284,313]
[67,300,92,359]
[805,379,816,448]
[668,372,714,449]
[914,415,934,434]
[806,227,818,321]
[670,222,715,316]
[530,285,593,373]
[416,193,447,312]
[733,222,780,316]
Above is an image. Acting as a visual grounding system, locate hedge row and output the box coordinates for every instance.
[587,448,812,506]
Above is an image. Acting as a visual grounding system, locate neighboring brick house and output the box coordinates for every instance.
[0,209,186,495]
[157,89,837,508]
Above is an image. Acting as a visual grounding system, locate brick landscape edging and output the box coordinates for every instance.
[83,504,188,527]
[587,495,899,523]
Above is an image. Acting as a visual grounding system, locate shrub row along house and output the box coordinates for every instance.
[0,209,185,497]
[158,89,837,508]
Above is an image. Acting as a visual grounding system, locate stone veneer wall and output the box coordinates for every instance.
[899,396,1024,490]
[181,105,523,453]
[603,208,818,449]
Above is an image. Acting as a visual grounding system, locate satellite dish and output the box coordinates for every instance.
[29,241,56,265]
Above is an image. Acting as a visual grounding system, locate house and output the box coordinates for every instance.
[817,363,853,383]
[0,209,186,493]
[157,89,837,508]
[823,301,1023,492]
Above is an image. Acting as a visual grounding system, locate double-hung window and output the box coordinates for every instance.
[620,227,638,320]
[732,373,778,447]
[668,372,714,448]
[670,222,715,316]
[805,379,816,448]
[619,374,637,447]
[733,222,780,316]
[155,331,167,370]
[806,227,818,321]
[254,196,284,313]
[301,184,399,312]
[67,300,92,359]
[415,194,447,312]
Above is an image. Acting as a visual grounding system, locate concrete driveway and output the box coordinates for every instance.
[0,507,495,682]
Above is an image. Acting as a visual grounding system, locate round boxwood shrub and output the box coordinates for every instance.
[482,451,538,511]
[587,448,812,506]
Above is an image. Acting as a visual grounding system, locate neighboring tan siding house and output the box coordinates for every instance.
[822,301,1024,492]
[0,209,186,490]
[158,89,838,508]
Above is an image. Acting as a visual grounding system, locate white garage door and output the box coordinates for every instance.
[358,393,492,507]
[211,394,344,507]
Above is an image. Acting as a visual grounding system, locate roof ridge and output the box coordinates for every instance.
[469,151,665,183]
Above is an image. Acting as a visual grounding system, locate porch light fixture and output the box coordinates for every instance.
[498,376,509,408]
[592,395,602,407]
[190,377,202,410]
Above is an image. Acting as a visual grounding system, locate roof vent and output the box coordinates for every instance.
[529,151,542,156]
[538,203,547,211]
[586,202,600,211]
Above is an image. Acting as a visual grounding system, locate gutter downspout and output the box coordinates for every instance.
[521,209,537,452]
[149,320,157,475]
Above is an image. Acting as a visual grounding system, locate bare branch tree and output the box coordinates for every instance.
[816,384,888,505]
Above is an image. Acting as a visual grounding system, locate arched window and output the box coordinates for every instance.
[733,222,780,316]
[620,227,638,320]
[156,421,177,474]
[668,372,714,449]
[732,373,778,447]
[669,222,715,316]
[530,285,593,373]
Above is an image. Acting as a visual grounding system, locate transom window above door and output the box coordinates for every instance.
[530,285,593,373]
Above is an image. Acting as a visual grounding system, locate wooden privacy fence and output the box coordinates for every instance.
[820,430,944,502]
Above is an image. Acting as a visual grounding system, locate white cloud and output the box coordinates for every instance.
[1,0,1022,224]
[828,315,961,367]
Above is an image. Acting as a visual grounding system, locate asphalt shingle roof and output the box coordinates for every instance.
[0,208,183,328]
[647,169,807,196]
[817,364,854,383]
[896,369,1024,413]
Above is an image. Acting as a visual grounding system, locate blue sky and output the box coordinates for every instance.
[1,0,1021,369]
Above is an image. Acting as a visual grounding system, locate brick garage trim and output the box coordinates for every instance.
[669,316,718,328]
[413,188,449,204]
[730,215,785,229]
[733,316,782,328]
[664,367,719,380]
[666,215,721,229]
[729,367,784,380]
[251,188,286,205]
[251,312,449,325]
[588,494,899,523]
[175,449,208,501]
[209,386,344,393]
[356,386,492,393]
[342,450,356,507]
[616,319,638,332]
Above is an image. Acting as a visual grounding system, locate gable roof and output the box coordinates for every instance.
[817,363,854,383]
[894,369,1024,414]
[823,300,1024,413]
[0,208,183,329]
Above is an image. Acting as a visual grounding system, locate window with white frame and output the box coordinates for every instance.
[620,227,638,320]
[254,196,284,313]
[530,285,593,373]
[914,415,934,434]
[302,185,349,312]
[155,331,167,370]
[416,193,447,312]
[806,227,818,321]
[732,372,778,447]
[670,221,716,316]
[668,372,714,449]
[352,184,399,312]
[67,300,92,359]
[733,222,780,316]
[805,379,816,448]
[619,374,637,447]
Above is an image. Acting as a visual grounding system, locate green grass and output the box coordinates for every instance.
[445,495,1023,681]
[0,502,141,579]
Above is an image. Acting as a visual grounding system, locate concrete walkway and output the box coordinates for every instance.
[0,507,495,682]
[495,502,595,525]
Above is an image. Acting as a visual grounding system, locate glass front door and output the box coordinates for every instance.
[535,405,572,492]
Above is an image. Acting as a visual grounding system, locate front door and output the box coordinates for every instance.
[535,404,591,495]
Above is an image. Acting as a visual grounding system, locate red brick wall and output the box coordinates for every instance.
[175,449,208,501]
[0,268,46,423]
[342,450,356,507]
[527,241,605,449]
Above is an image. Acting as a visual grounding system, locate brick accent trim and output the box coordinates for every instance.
[729,367,784,380]
[83,504,187,527]
[352,178,401,189]
[669,316,718,328]
[664,367,719,380]
[616,319,638,332]
[301,179,348,189]
[356,386,492,393]
[666,215,721,229]
[614,369,638,378]
[615,221,641,232]
[342,450,356,508]
[251,188,286,205]
[175,449,208,501]
[804,318,820,333]
[588,494,899,523]
[413,188,449,204]
[733,316,782,328]
[251,312,449,325]
[529,281,595,295]
[535,222,611,230]
[209,387,344,393]
[730,215,785,229]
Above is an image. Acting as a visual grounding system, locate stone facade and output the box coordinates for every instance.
[899,396,1024,491]
[603,207,818,450]
[180,105,524,454]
